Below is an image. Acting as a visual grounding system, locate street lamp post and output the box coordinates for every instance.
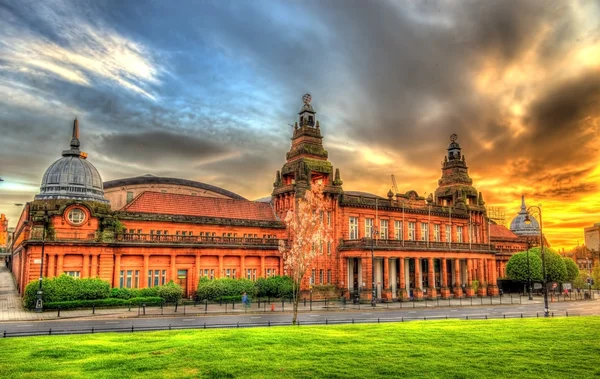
[525,204,548,317]
[371,226,379,307]
[526,238,533,301]
[34,205,48,313]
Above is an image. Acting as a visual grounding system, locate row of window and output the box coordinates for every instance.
[310,269,333,285]
[126,229,278,239]
[349,218,468,243]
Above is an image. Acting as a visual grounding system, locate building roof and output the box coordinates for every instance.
[122,192,277,221]
[490,224,519,240]
[103,174,246,200]
[343,191,387,199]
[36,119,108,203]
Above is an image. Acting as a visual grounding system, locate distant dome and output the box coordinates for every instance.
[35,119,108,203]
[510,196,540,236]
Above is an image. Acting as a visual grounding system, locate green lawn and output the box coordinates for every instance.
[1,317,599,379]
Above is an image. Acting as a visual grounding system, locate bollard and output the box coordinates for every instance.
[466,316,468,320]
[131,325,134,332]
[232,301,235,310]
[352,318,354,324]
[205,300,208,313]
[537,312,539,318]
[326,319,328,325]
[503,314,505,319]
[566,311,569,317]
[3,330,6,338]
[49,328,52,335]
[184,303,186,315]
[169,324,171,330]
[93,304,96,315]
[521,313,523,318]
[401,317,404,322]
[424,317,426,321]
[268,320,271,327]
[204,323,206,329]
[57,307,61,317]
[271,304,275,312]
[92,327,94,334]
[485,315,488,319]
[258,299,261,308]
[143,304,146,316]
[175,303,178,313]
[552,312,554,317]
[237,322,239,328]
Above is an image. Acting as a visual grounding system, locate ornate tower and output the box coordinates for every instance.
[272,94,343,217]
[434,134,481,210]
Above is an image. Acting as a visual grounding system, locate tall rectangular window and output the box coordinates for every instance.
[408,222,416,240]
[380,219,389,239]
[457,226,463,243]
[327,241,331,255]
[349,217,359,239]
[327,211,331,226]
[311,269,316,285]
[446,225,451,242]
[365,218,374,238]
[394,220,402,240]
[126,191,134,204]
[327,269,332,284]
[421,222,428,241]
[434,224,440,242]
[319,269,324,284]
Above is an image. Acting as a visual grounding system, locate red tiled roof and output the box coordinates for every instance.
[490,224,519,240]
[122,192,277,221]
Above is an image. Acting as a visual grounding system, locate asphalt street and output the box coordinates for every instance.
[2,298,599,337]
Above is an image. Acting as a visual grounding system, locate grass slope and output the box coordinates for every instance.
[1,317,599,379]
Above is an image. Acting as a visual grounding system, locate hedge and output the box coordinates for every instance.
[24,275,184,309]
[24,275,110,309]
[44,297,164,310]
[196,276,293,301]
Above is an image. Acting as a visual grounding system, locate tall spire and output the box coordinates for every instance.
[62,118,82,157]
[520,195,527,212]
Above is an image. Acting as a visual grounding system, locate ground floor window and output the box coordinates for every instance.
[65,271,80,278]
[319,269,324,284]
[120,270,140,288]
[202,269,215,280]
[225,268,237,279]
[246,268,257,281]
[327,269,332,284]
[266,268,277,278]
[148,269,167,287]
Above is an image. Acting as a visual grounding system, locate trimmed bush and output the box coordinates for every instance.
[157,281,184,303]
[23,275,110,309]
[44,297,163,310]
[255,276,293,299]
[506,251,543,282]
[196,278,256,301]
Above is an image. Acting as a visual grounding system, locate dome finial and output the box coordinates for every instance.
[70,117,81,151]
[520,195,526,211]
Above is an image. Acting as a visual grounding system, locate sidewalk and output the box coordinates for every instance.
[1,266,596,322]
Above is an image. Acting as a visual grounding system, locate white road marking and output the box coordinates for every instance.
[250,316,262,319]
[182,319,195,322]
[309,314,320,317]
[361,313,372,315]
[105,321,119,324]
[16,324,33,327]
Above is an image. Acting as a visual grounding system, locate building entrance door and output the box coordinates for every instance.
[177,269,188,298]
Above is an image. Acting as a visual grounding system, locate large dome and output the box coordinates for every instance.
[35,119,108,203]
[510,196,540,236]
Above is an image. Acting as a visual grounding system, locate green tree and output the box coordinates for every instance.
[526,247,567,283]
[563,258,579,282]
[506,250,543,282]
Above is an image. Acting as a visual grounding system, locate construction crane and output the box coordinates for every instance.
[391,174,399,195]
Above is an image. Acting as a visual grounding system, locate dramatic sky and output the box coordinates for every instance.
[0,0,599,251]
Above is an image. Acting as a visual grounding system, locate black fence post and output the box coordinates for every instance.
[57,307,61,317]
[143,304,146,316]
[92,304,96,314]
[205,300,208,314]
[232,301,235,310]
[184,303,186,315]
[174,303,178,313]
[91,327,94,334]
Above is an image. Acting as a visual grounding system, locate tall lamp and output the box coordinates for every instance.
[35,205,49,313]
[525,238,533,301]
[371,226,379,307]
[524,204,549,317]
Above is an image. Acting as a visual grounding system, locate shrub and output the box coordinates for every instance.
[531,247,567,283]
[23,275,110,309]
[157,281,184,303]
[44,297,163,310]
[255,276,293,299]
[196,278,256,301]
[506,251,543,282]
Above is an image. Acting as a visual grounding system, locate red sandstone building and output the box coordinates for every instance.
[10,96,532,300]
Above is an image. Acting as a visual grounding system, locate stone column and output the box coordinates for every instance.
[488,258,499,295]
[113,254,121,288]
[382,257,390,300]
[47,254,55,279]
[91,254,98,277]
[466,259,475,297]
[279,255,284,276]
[428,257,437,298]
[414,258,423,299]
[171,254,177,282]
[454,258,463,297]
[399,258,407,299]
[57,254,64,277]
[478,258,487,296]
[143,255,150,288]
[441,258,450,298]
[241,255,246,279]
[260,255,265,278]
[82,254,90,278]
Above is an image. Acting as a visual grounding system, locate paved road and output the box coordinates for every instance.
[2,298,599,337]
